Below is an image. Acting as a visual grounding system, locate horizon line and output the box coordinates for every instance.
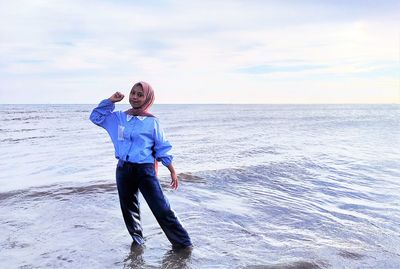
[1,102,399,105]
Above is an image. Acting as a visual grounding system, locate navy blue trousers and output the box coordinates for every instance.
[116,161,192,248]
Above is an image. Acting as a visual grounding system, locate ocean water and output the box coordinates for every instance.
[0,104,399,269]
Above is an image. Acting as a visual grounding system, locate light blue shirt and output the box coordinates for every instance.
[90,99,173,166]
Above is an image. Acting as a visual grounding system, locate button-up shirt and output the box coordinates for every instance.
[90,99,173,166]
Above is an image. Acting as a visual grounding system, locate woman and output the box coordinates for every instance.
[89,81,192,250]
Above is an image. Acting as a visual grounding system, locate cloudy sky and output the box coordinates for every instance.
[0,0,399,104]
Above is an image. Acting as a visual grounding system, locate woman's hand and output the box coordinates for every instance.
[109,92,124,103]
[170,172,179,190]
[167,163,179,190]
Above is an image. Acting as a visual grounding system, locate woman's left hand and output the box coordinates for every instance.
[170,172,179,190]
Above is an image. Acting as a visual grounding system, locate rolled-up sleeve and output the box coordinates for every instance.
[89,99,116,129]
[153,119,173,166]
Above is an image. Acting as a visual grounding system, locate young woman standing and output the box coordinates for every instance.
[90,81,192,249]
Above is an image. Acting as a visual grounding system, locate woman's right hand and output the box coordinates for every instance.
[109,92,125,103]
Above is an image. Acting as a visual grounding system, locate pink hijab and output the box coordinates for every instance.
[126,81,155,117]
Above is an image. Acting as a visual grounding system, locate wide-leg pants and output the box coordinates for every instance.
[115,161,192,248]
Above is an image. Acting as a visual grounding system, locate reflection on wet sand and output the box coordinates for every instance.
[123,244,145,269]
[123,244,193,269]
[160,248,193,269]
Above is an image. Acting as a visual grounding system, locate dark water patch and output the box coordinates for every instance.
[177,173,207,183]
[337,250,364,260]
[0,135,56,143]
[1,115,58,121]
[242,261,324,269]
[25,182,116,201]
[73,110,90,113]
[2,237,31,250]
[0,181,116,203]
[1,110,44,114]
[0,128,36,132]
[0,191,20,201]
[0,174,206,203]
[239,145,282,157]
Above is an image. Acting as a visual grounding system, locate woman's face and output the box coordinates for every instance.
[129,84,146,108]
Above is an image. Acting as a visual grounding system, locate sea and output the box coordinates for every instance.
[0,104,399,269]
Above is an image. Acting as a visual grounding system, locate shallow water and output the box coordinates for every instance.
[0,104,399,268]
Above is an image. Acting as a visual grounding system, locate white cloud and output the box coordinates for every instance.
[0,0,399,104]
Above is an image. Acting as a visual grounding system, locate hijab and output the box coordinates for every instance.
[125,81,155,117]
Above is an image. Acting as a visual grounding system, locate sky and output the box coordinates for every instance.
[0,0,399,104]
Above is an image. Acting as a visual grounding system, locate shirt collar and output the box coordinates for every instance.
[127,114,147,122]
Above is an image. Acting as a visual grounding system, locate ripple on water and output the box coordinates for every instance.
[0,159,400,268]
